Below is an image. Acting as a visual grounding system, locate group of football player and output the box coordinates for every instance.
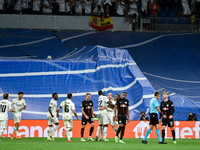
[0,91,176,144]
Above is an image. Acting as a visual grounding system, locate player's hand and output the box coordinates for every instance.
[51,115,54,118]
[127,118,130,123]
[163,115,167,119]
[159,119,161,123]
[85,115,89,119]
[114,117,118,121]
[57,114,60,118]
[103,105,107,109]
[169,115,173,119]
[77,117,79,120]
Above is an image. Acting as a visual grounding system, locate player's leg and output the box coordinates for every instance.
[109,113,117,134]
[161,119,167,141]
[96,114,103,141]
[66,119,73,142]
[50,117,60,140]
[142,113,155,144]
[81,117,86,141]
[102,113,109,141]
[88,118,94,141]
[169,119,176,144]
[115,116,123,143]
[119,118,127,144]
[47,116,53,140]
[0,120,6,137]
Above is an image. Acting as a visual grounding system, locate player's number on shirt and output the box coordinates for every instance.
[0,104,6,112]
[65,105,69,113]
[98,100,102,107]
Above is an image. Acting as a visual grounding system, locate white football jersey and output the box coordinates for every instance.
[0,99,12,120]
[12,98,26,115]
[107,98,116,112]
[98,95,109,114]
[47,99,57,117]
[59,99,75,119]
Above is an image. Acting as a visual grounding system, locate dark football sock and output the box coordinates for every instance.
[81,128,85,138]
[89,127,94,136]
[116,127,123,136]
[171,130,175,141]
[120,127,125,140]
[162,130,165,141]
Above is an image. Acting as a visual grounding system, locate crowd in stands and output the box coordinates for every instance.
[0,0,199,19]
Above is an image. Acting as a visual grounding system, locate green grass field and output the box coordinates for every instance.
[0,138,200,150]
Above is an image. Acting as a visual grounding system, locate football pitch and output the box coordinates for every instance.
[0,138,200,150]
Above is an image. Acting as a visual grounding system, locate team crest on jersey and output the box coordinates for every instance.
[120,104,126,107]
[166,104,169,107]
[163,107,169,110]
[87,106,91,109]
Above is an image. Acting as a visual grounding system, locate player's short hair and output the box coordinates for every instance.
[67,93,72,99]
[140,111,145,114]
[122,92,127,95]
[163,92,169,95]
[154,92,160,96]
[108,93,112,96]
[18,91,24,95]
[86,93,91,95]
[52,93,57,98]
[116,94,120,97]
[3,93,9,99]
[98,90,103,96]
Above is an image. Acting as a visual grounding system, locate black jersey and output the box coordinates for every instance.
[81,100,93,118]
[160,99,175,119]
[116,98,129,117]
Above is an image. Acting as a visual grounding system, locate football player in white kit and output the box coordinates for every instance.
[0,93,14,137]
[9,92,26,140]
[107,93,119,134]
[47,93,60,141]
[57,93,79,142]
[95,90,114,142]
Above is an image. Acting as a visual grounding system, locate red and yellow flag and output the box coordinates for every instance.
[89,16,113,30]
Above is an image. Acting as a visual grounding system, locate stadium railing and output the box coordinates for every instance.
[133,17,200,33]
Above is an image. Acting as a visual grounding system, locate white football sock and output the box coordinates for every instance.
[51,125,59,136]
[11,126,16,134]
[103,127,108,139]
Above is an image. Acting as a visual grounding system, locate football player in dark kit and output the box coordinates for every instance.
[114,92,129,144]
[80,93,94,142]
[160,92,176,144]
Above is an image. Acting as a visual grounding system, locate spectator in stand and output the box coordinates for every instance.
[141,0,150,17]
[110,0,116,16]
[149,0,159,30]
[32,0,41,14]
[84,0,92,16]
[181,0,191,17]
[159,0,170,9]
[104,0,112,16]
[5,0,14,14]
[127,6,138,23]
[129,0,139,14]
[139,111,149,121]
[42,0,53,15]
[13,0,22,14]
[21,0,29,14]
[66,0,74,15]
[92,4,104,17]
[51,0,59,15]
[58,0,66,15]
[75,0,82,15]
[116,0,126,16]
[0,0,6,13]
[187,112,195,121]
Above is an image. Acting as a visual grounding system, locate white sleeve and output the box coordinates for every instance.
[59,101,64,108]
[71,102,75,110]
[23,99,26,106]
[49,100,54,107]
[8,102,12,110]
[11,99,15,105]
[104,96,109,103]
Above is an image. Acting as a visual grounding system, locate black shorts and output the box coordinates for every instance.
[149,113,159,125]
[82,117,94,125]
[118,116,127,125]
[161,118,174,127]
